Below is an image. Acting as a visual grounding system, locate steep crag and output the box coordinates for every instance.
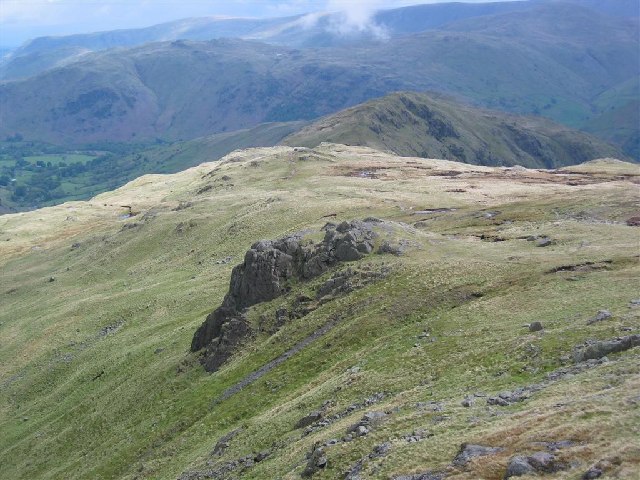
[191,219,387,372]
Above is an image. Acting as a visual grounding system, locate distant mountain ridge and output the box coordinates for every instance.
[7,0,634,81]
[0,2,637,158]
[1,1,536,80]
[283,91,626,168]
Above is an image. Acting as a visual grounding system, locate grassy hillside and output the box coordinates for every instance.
[0,3,636,153]
[583,78,640,160]
[0,122,303,212]
[283,92,626,168]
[1,144,638,479]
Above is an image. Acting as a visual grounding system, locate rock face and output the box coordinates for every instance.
[191,220,380,372]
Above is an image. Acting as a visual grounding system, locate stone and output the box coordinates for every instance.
[254,450,270,462]
[573,335,640,362]
[527,451,556,472]
[536,237,553,247]
[296,411,323,429]
[452,443,504,467]
[362,411,387,424]
[377,241,405,256]
[394,473,445,480]
[487,388,531,406]
[504,456,535,478]
[302,446,328,477]
[588,309,613,324]
[211,428,242,456]
[461,397,475,407]
[355,425,369,437]
[529,321,544,332]
[372,442,391,457]
[582,467,603,479]
[625,215,640,226]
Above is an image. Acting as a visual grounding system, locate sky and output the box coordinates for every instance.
[0,0,512,47]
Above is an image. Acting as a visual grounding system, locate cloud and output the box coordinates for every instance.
[326,0,389,38]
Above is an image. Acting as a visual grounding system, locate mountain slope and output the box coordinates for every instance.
[0,121,305,213]
[283,92,625,168]
[1,144,639,479]
[583,77,640,160]
[0,4,636,153]
[0,2,536,80]
[4,0,636,82]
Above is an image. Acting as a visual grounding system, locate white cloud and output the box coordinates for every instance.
[0,0,512,46]
[326,0,389,38]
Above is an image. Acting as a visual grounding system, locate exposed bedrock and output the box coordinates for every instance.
[191,220,384,372]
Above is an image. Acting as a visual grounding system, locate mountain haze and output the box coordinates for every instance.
[1,3,637,156]
[0,2,536,80]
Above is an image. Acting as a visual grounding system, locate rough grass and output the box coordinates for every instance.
[0,144,638,479]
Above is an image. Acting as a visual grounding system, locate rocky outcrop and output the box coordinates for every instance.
[191,220,382,372]
[504,451,569,478]
[573,335,640,363]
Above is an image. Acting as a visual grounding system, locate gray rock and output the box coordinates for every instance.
[527,451,556,472]
[254,450,270,462]
[452,443,504,467]
[487,388,530,406]
[377,241,405,256]
[355,425,369,437]
[573,335,640,362]
[588,309,613,324]
[296,411,323,429]
[192,220,385,371]
[344,459,363,480]
[362,411,387,424]
[394,473,446,480]
[536,237,553,247]
[582,467,603,479]
[529,321,544,332]
[504,456,535,478]
[372,442,391,457]
[303,446,328,477]
[461,397,475,407]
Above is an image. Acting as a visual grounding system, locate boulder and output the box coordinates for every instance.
[302,446,328,477]
[452,443,504,467]
[296,411,323,429]
[573,335,640,362]
[504,456,535,478]
[527,451,557,472]
[529,321,544,332]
